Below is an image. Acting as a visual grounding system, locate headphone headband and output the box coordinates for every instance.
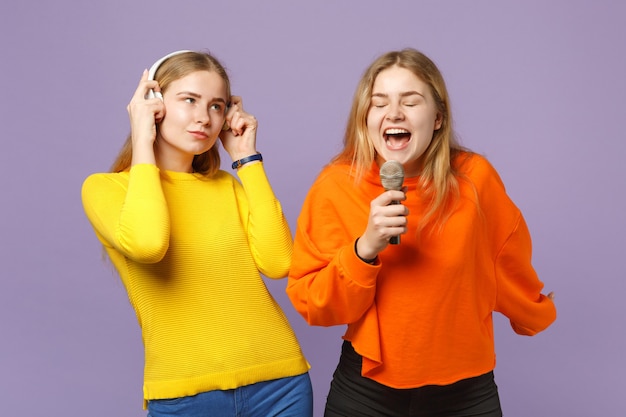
[146,50,193,99]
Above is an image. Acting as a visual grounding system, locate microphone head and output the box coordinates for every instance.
[379,160,405,191]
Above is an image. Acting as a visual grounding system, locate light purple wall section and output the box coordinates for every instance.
[1,1,624,416]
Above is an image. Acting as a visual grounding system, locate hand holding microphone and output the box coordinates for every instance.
[356,160,407,262]
[380,160,406,245]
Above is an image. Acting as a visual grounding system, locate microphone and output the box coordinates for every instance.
[379,160,405,245]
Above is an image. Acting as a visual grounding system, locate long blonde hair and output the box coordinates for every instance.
[333,48,470,230]
[110,51,231,176]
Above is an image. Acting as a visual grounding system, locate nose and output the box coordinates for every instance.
[195,107,211,126]
[386,102,404,121]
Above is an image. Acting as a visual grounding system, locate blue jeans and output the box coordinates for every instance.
[147,373,313,417]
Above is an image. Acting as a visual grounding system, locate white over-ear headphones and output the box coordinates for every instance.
[146,49,231,131]
[146,50,192,99]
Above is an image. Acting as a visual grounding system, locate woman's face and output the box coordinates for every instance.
[156,70,228,171]
[367,65,442,177]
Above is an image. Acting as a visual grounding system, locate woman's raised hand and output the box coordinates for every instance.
[356,188,408,261]
[127,70,165,165]
[220,96,259,162]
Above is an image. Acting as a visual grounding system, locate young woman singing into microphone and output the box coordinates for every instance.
[287,48,556,417]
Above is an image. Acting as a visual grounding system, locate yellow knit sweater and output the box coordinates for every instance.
[82,163,309,406]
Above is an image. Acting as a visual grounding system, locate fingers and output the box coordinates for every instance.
[220,95,262,163]
[380,189,407,205]
[130,69,161,102]
[127,70,165,147]
[361,191,408,254]
[225,96,256,137]
[369,199,408,235]
[127,70,164,117]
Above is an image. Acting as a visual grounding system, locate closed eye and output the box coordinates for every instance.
[371,99,388,108]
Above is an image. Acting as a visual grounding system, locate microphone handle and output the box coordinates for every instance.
[389,200,400,245]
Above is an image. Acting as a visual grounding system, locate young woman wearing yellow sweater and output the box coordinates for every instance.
[82,50,311,417]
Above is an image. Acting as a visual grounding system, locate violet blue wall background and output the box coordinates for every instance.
[1,1,624,416]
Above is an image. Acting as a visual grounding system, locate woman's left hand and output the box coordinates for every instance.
[220,96,259,162]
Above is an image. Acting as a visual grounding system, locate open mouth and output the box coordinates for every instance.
[384,128,411,149]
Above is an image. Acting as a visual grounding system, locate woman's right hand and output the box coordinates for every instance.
[356,188,408,260]
[127,70,165,165]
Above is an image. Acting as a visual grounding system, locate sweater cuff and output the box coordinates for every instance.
[236,162,274,201]
[339,243,378,288]
[354,238,377,264]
